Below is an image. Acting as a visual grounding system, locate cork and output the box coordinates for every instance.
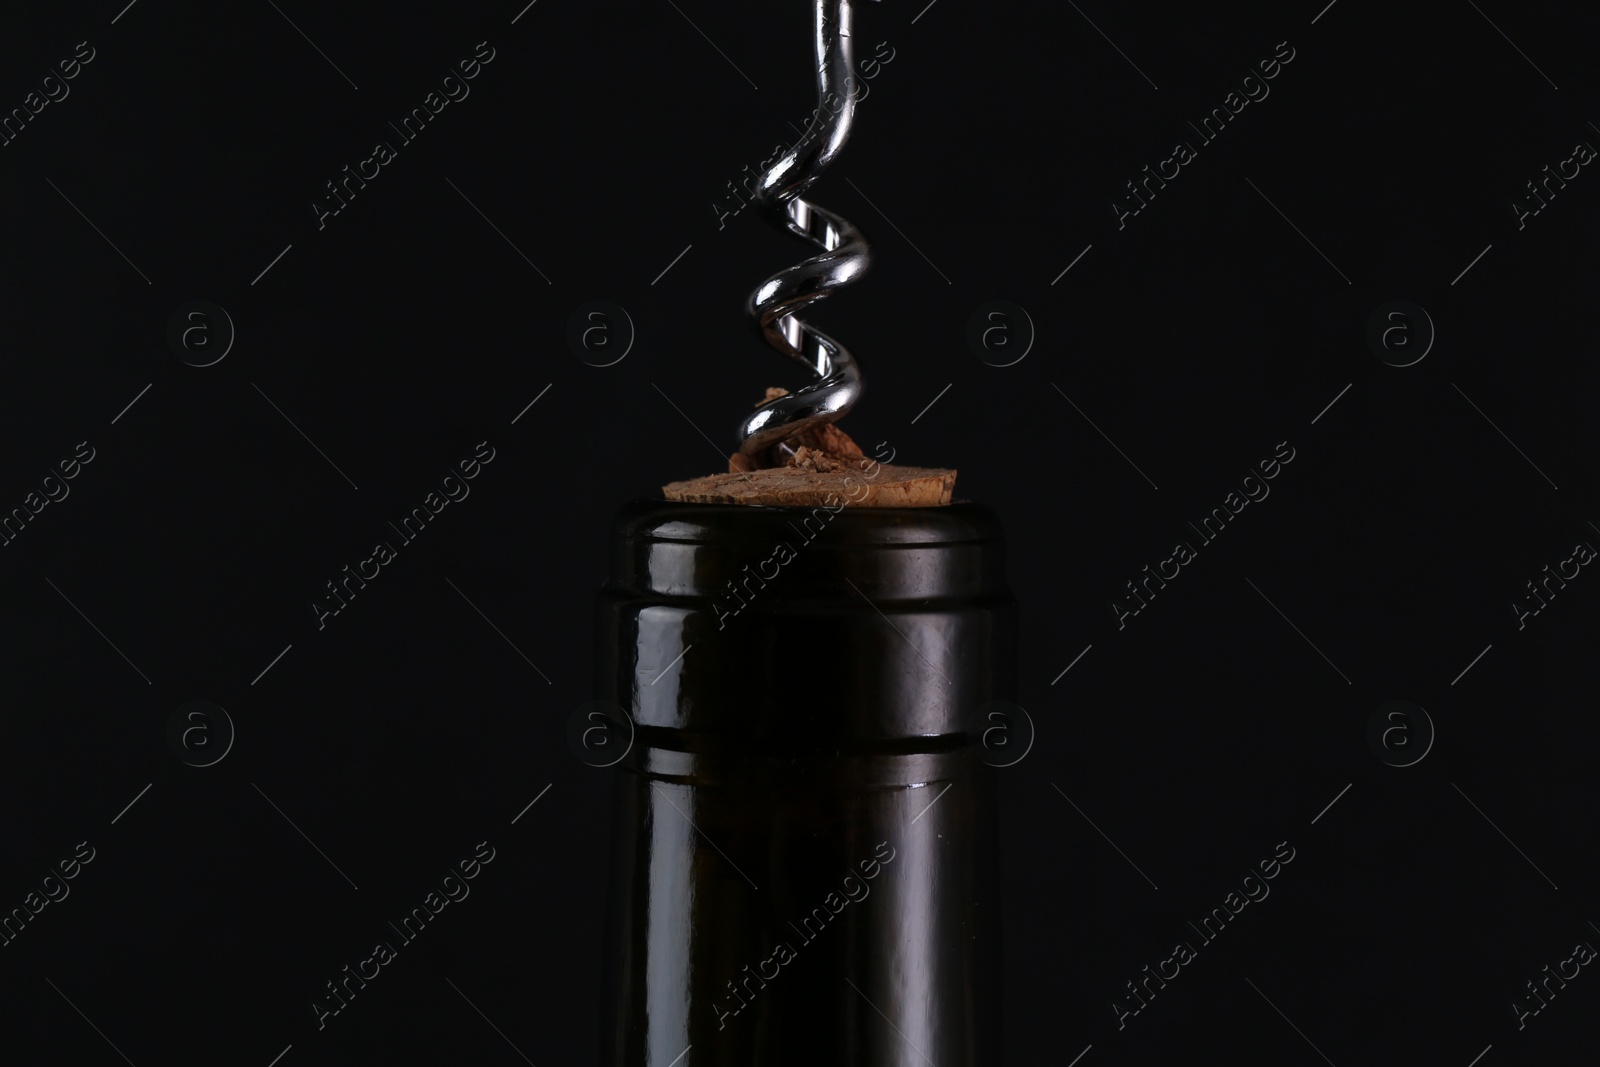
[663,462,955,507]
[661,388,957,507]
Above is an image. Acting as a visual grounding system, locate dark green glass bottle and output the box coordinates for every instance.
[597,500,1013,1066]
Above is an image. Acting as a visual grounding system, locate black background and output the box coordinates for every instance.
[3,0,1598,1063]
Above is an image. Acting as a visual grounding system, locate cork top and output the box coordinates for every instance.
[661,387,958,506]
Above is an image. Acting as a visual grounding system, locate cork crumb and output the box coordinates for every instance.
[662,387,957,507]
[787,446,853,473]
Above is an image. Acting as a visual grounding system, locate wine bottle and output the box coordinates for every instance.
[597,499,1013,1066]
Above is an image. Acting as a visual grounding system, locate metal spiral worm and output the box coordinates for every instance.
[737,0,878,458]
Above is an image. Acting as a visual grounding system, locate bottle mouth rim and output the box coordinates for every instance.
[600,499,1016,739]
[611,498,1005,548]
[605,498,1011,602]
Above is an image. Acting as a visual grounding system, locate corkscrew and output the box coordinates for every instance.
[737,0,880,459]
